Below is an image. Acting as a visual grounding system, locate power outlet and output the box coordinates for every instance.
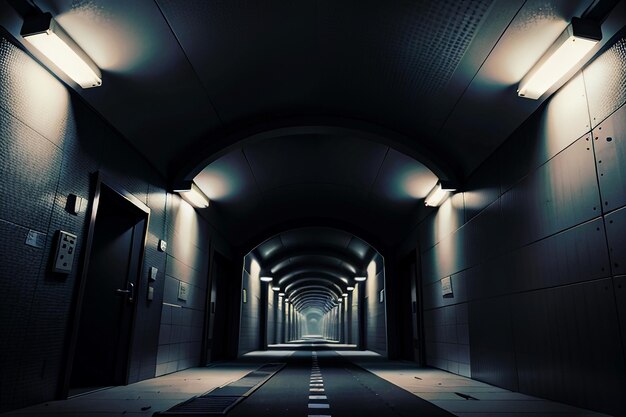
[52,231,77,274]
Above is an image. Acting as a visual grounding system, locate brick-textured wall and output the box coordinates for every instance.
[0,33,225,411]
[417,35,626,416]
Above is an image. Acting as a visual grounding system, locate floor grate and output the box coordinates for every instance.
[153,363,285,416]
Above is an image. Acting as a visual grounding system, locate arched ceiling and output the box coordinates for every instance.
[251,227,376,312]
[0,0,605,248]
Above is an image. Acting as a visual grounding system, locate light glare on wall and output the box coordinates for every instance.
[21,13,102,88]
[518,18,601,99]
[424,181,455,207]
[175,182,210,208]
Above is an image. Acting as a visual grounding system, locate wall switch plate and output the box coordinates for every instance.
[147,286,154,301]
[66,194,86,215]
[158,239,167,252]
[149,266,158,281]
[52,231,77,274]
[178,281,188,301]
[25,229,46,249]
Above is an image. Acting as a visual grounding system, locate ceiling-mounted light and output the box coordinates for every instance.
[424,181,456,207]
[21,12,102,88]
[279,292,285,297]
[175,182,209,208]
[342,293,348,297]
[518,17,601,99]
[347,286,354,291]
[272,286,280,291]
[260,276,273,282]
[355,276,366,282]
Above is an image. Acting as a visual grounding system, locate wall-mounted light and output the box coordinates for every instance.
[518,17,601,99]
[342,293,348,297]
[354,276,366,282]
[260,276,273,282]
[174,182,210,208]
[279,292,285,297]
[347,286,354,291]
[21,12,102,88]
[424,181,456,207]
[272,286,280,291]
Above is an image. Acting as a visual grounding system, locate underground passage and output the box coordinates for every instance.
[1,0,626,416]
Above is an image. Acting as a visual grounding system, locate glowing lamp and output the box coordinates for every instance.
[355,276,366,282]
[518,18,601,99]
[272,286,280,291]
[175,182,209,208]
[424,181,455,207]
[347,286,354,291]
[21,13,102,88]
[260,276,273,282]
[279,292,285,297]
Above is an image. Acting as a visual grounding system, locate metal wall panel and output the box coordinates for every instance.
[500,134,600,250]
[464,152,500,222]
[605,206,626,275]
[511,279,626,416]
[614,275,626,362]
[468,296,518,391]
[593,104,626,213]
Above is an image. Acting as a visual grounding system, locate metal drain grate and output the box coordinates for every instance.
[154,363,285,416]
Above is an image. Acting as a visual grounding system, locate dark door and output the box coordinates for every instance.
[206,252,233,362]
[69,185,146,392]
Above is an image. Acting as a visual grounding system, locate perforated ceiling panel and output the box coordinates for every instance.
[387,0,494,96]
[585,36,626,127]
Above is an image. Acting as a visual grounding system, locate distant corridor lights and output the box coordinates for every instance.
[424,181,456,207]
[355,276,366,282]
[260,276,273,282]
[518,17,601,100]
[21,12,102,88]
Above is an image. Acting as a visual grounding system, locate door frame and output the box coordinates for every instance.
[59,171,150,398]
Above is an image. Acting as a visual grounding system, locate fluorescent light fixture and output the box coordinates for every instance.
[285,299,290,303]
[424,181,456,207]
[338,299,343,303]
[175,182,210,208]
[21,12,102,88]
[260,276,273,282]
[355,276,366,282]
[347,286,354,291]
[342,293,348,297]
[518,18,601,99]
[279,292,285,297]
[272,286,280,291]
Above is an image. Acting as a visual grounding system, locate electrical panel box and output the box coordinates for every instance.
[52,231,77,274]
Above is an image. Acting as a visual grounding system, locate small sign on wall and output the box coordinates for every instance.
[178,281,189,301]
[441,276,453,298]
[242,288,247,303]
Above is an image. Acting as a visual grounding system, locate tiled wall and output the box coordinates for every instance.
[238,255,262,355]
[155,194,210,376]
[365,254,387,356]
[417,35,626,416]
[0,34,224,411]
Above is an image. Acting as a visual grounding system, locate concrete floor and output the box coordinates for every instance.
[1,350,610,417]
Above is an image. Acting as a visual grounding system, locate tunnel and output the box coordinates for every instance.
[1,1,626,416]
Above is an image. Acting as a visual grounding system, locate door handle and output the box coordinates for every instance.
[115,282,135,303]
